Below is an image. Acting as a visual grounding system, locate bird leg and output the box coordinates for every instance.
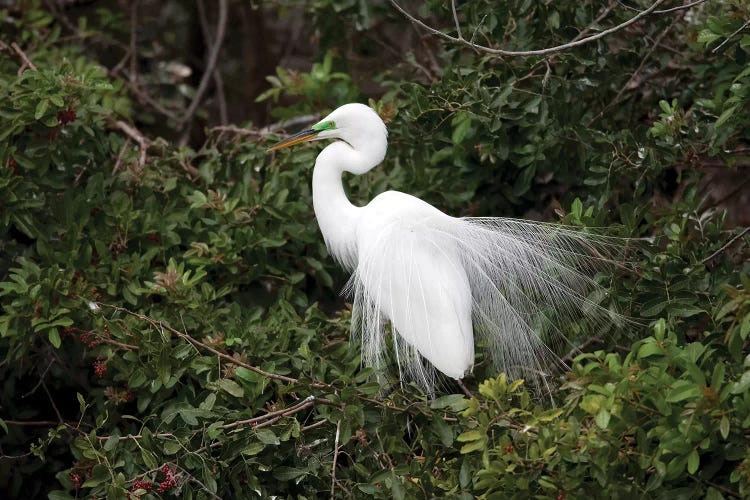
[456,378,474,398]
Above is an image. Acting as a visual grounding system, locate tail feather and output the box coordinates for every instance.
[346,216,632,395]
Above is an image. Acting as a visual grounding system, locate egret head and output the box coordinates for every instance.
[268,103,387,153]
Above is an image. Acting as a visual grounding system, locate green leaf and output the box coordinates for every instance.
[666,380,701,402]
[452,116,471,145]
[217,378,244,398]
[47,491,75,500]
[255,428,279,445]
[48,328,61,348]
[163,440,182,455]
[715,105,738,128]
[720,415,730,439]
[272,466,308,481]
[595,409,611,429]
[687,449,699,475]
[431,394,469,411]
[637,341,664,358]
[456,430,483,442]
[35,99,49,120]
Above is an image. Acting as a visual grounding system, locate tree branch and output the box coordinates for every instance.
[390,0,668,57]
[701,227,750,264]
[10,42,38,73]
[180,0,228,128]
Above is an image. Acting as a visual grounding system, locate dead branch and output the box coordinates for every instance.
[180,0,228,128]
[10,42,38,73]
[701,227,750,264]
[108,120,150,169]
[390,0,669,57]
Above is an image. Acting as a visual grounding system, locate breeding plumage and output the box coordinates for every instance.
[270,103,624,393]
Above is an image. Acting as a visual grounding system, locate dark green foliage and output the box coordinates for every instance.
[1,1,749,499]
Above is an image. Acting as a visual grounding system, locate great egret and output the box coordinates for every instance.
[270,103,623,393]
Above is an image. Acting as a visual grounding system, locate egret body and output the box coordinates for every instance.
[270,103,621,392]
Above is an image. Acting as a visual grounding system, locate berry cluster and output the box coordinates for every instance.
[131,480,153,491]
[157,465,177,493]
[57,107,77,126]
[69,472,82,489]
[93,357,107,377]
[79,331,101,348]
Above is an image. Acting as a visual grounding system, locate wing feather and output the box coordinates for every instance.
[345,192,630,394]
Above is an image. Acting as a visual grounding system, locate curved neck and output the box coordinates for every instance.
[312,141,381,270]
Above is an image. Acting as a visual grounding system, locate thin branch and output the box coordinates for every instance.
[129,0,138,84]
[22,359,55,398]
[108,120,150,168]
[701,227,750,264]
[617,0,708,14]
[301,419,329,432]
[41,380,64,424]
[712,18,750,54]
[197,0,228,125]
[209,114,321,139]
[562,336,604,364]
[222,396,317,430]
[331,419,342,499]
[450,0,462,40]
[591,14,680,124]
[180,0,228,128]
[390,0,668,57]
[2,420,70,426]
[10,42,38,73]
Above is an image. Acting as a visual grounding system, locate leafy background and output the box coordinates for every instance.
[1,0,749,498]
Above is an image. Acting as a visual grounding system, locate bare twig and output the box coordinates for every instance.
[22,359,56,398]
[450,0,462,40]
[209,114,321,139]
[10,42,38,73]
[301,419,329,432]
[701,227,750,264]
[197,0,228,125]
[712,18,750,54]
[2,420,70,426]
[180,0,228,128]
[41,380,64,424]
[108,120,150,168]
[617,0,709,14]
[562,336,604,364]
[129,0,138,84]
[331,418,342,499]
[111,138,132,175]
[390,0,668,57]
[591,15,680,123]
[222,396,317,430]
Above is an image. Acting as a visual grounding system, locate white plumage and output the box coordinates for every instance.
[270,103,623,393]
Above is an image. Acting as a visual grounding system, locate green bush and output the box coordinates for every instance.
[1,1,749,499]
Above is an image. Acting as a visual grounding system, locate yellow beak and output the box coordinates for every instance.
[267,129,320,151]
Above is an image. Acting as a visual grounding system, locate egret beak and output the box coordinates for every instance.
[267,129,320,151]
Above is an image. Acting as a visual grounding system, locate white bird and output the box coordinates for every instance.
[270,103,623,394]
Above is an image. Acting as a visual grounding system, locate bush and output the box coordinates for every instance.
[1,1,749,498]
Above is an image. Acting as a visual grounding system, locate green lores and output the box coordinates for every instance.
[312,120,336,131]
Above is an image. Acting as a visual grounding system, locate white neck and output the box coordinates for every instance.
[312,140,384,270]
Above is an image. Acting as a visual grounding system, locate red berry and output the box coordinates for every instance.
[57,107,77,126]
[131,480,153,491]
[69,472,82,489]
[93,358,107,377]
